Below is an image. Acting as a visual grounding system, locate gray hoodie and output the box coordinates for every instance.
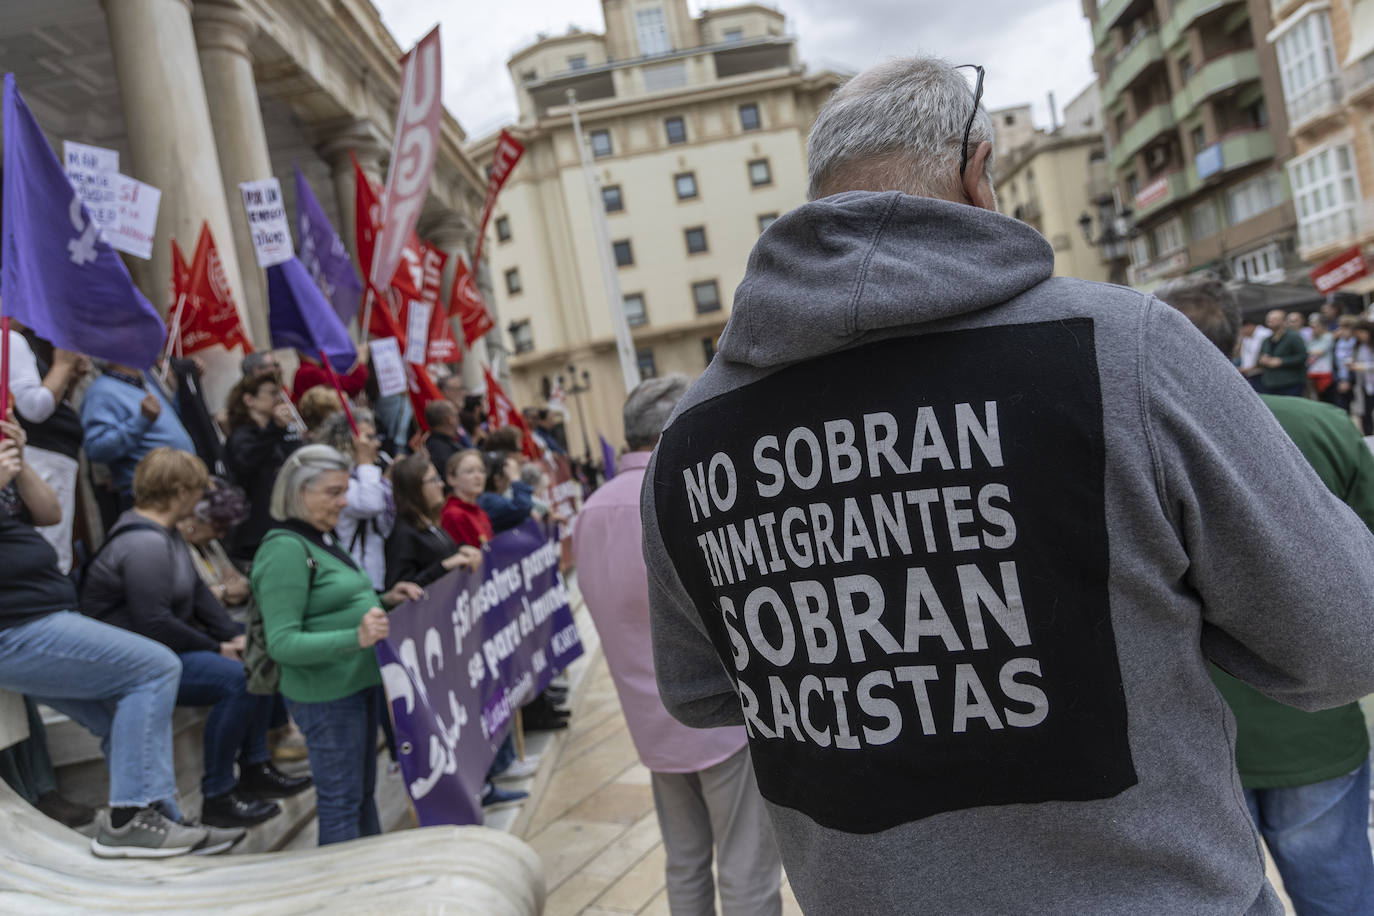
[640,191,1374,914]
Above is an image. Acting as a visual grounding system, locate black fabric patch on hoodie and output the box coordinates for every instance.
[653,318,1136,833]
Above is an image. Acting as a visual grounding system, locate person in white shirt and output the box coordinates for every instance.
[1237,318,1272,393]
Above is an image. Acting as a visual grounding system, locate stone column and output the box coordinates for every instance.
[315,120,389,277]
[192,0,274,349]
[102,0,249,331]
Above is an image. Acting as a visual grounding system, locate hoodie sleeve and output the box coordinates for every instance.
[1143,299,1374,711]
[641,449,745,729]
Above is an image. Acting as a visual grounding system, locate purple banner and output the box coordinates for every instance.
[295,165,362,325]
[376,518,583,826]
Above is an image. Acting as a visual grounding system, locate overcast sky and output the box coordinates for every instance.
[371,0,1098,144]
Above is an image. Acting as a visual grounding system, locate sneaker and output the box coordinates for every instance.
[481,783,529,812]
[188,822,246,856]
[200,789,281,827]
[90,808,207,859]
[492,756,542,783]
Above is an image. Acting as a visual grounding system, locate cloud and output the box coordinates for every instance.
[372,0,1097,140]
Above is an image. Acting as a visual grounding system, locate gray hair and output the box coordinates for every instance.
[269,444,351,521]
[807,56,994,201]
[1154,274,1241,357]
[623,374,690,450]
[315,409,375,457]
[241,351,275,376]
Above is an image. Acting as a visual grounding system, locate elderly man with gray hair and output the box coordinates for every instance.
[576,375,782,915]
[640,55,1374,913]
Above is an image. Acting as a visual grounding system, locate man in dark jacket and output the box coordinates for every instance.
[640,55,1374,914]
[1258,308,1309,396]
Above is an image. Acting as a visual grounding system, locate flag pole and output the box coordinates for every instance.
[1,315,11,440]
[318,350,359,436]
[279,386,307,434]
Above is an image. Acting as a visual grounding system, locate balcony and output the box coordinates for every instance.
[1103,30,1165,102]
[1287,76,1346,134]
[1132,169,1194,219]
[1346,53,1374,107]
[1161,0,1244,51]
[1111,103,1177,170]
[1171,49,1261,119]
[1187,129,1274,185]
[1095,0,1136,45]
[1298,201,1374,261]
[1087,171,1116,203]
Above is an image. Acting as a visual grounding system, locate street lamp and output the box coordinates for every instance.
[557,363,593,464]
[1079,206,1135,286]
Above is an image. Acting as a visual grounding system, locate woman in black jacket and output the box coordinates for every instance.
[383,453,480,589]
[223,371,301,563]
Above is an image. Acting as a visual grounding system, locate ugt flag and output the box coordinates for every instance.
[295,166,362,326]
[2,74,166,369]
[267,256,356,369]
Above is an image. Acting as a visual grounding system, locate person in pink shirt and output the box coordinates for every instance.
[573,375,782,916]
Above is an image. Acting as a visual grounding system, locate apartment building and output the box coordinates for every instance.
[1083,0,1300,291]
[468,1,844,453]
[1266,0,1374,299]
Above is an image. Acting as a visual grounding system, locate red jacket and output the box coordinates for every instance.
[291,361,368,403]
[441,496,494,548]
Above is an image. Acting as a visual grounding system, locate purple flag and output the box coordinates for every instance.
[295,165,362,325]
[1,74,166,369]
[267,255,357,368]
[376,518,583,826]
[600,434,616,480]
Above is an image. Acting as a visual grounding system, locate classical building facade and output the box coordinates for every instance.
[995,84,1116,284]
[1083,0,1301,292]
[467,0,844,456]
[1,0,491,406]
[1266,0,1374,299]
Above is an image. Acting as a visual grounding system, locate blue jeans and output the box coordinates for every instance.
[176,651,273,797]
[0,611,180,808]
[287,687,380,845]
[1245,759,1374,916]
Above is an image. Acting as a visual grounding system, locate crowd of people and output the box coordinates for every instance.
[0,328,575,857]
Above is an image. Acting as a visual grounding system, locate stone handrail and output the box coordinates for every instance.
[0,691,544,914]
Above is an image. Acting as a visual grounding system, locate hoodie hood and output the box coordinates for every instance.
[719,191,1056,367]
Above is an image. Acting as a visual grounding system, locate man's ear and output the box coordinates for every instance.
[962,140,996,211]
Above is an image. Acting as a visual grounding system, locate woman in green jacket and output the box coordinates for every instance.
[249,445,421,845]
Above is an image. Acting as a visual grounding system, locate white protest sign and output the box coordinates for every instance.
[404,300,431,365]
[63,141,119,231]
[238,177,292,267]
[369,337,408,398]
[105,175,161,260]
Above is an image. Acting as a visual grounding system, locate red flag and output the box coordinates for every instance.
[351,151,380,281]
[484,365,541,459]
[170,238,190,305]
[171,223,252,355]
[473,129,525,266]
[407,361,443,432]
[418,243,455,363]
[448,255,495,347]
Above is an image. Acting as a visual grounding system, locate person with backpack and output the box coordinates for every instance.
[81,448,310,829]
[250,445,422,845]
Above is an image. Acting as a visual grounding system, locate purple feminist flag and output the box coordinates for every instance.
[294,166,362,325]
[267,255,357,368]
[376,518,583,826]
[600,434,616,480]
[1,74,166,368]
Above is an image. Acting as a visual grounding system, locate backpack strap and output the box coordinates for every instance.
[261,529,318,586]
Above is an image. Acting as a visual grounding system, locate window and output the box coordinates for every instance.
[601,184,623,213]
[1178,54,1193,82]
[567,54,587,71]
[504,267,522,295]
[758,212,779,233]
[1004,114,1016,127]
[723,27,744,43]
[495,215,511,242]
[590,129,612,158]
[1113,111,1127,142]
[612,239,634,267]
[635,7,671,56]
[510,320,534,354]
[1126,172,1140,198]
[692,279,721,313]
[748,158,772,187]
[664,116,687,145]
[1275,10,1339,125]
[636,348,658,379]
[1129,234,1151,267]
[1189,200,1218,240]
[1231,242,1286,284]
[701,335,717,365]
[623,293,647,327]
[675,172,698,200]
[520,69,537,83]
[1189,125,1206,155]
[738,103,761,131]
[1227,170,1284,226]
[1288,144,1361,249]
[1152,217,1185,256]
[684,226,708,254]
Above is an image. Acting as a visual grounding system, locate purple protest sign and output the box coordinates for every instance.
[376,518,584,826]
